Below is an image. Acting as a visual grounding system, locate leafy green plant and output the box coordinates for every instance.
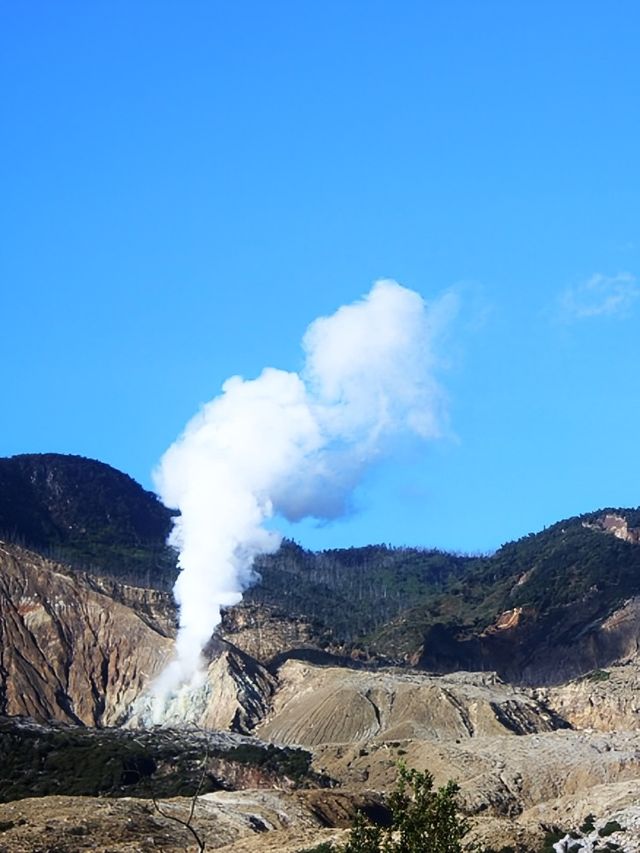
[339,765,477,853]
[342,811,384,853]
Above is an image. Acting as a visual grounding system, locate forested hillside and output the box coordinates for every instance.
[0,453,176,587]
[3,453,640,680]
[247,510,640,671]
[248,540,474,647]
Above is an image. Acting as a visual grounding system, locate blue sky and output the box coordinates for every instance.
[2,1,639,554]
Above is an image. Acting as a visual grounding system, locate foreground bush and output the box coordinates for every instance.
[341,764,476,853]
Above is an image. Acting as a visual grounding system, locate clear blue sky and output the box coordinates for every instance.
[2,1,639,554]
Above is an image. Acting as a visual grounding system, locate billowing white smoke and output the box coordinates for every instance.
[152,280,451,702]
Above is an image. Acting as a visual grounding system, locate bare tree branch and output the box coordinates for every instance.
[148,727,212,852]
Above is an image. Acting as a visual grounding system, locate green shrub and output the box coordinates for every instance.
[599,821,623,838]
[580,814,596,834]
[539,829,566,853]
[339,765,476,853]
[583,670,610,683]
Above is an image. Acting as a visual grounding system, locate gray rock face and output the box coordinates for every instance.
[256,661,565,747]
[127,644,277,733]
[0,541,274,731]
[5,536,640,851]
[540,659,640,731]
[0,540,173,725]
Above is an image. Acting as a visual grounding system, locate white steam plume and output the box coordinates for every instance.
[152,280,452,702]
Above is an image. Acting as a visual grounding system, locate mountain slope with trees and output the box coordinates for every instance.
[0,453,177,587]
[2,453,640,682]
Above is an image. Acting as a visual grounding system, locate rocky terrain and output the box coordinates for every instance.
[0,540,281,732]
[2,652,640,851]
[0,788,383,853]
[256,663,565,747]
[3,536,640,851]
[0,540,172,725]
[5,454,640,685]
[3,453,640,850]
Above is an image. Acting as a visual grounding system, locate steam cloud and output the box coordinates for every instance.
[152,280,451,702]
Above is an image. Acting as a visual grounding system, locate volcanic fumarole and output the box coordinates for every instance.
[150,279,454,711]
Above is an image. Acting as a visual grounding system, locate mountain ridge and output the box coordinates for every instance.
[3,455,640,851]
[0,453,177,587]
[2,452,640,684]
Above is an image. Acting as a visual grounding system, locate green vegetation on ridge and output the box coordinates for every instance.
[248,540,473,648]
[3,453,640,679]
[0,453,177,588]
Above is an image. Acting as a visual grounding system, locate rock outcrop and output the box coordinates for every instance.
[128,642,277,733]
[257,661,565,748]
[541,659,640,731]
[220,603,319,664]
[0,540,173,725]
[0,541,274,731]
[584,512,640,544]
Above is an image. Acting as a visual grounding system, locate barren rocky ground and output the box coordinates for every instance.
[0,790,381,853]
[3,655,640,851]
[3,524,640,851]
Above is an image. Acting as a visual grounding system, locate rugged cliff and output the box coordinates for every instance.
[0,540,171,725]
[4,453,640,686]
[0,541,274,731]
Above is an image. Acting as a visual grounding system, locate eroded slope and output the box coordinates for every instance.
[0,541,274,731]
